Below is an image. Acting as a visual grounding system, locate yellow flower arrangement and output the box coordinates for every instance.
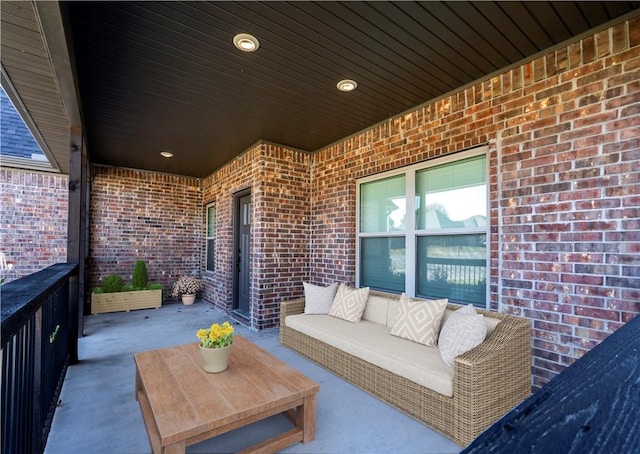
[197,321,234,349]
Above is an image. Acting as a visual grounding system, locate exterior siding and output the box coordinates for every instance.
[0,168,68,282]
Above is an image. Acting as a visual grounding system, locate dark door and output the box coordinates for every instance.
[233,192,251,315]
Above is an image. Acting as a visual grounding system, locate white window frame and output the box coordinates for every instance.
[356,146,489,307]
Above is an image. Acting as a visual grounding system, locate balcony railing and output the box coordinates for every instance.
[1,263,78,454]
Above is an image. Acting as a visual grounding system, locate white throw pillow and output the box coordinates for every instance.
[328,284,370,323]
[303,282,339,314]
[390,294,447,347]
[438,304,487,367]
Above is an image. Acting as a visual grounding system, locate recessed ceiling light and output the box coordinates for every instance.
[337,79,358,92]
[160,150,174,158]
[233,33,260,52]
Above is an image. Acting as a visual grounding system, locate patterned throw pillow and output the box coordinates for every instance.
[303,282,339,314]
[390,294,447,347]
[438,304,487,367]
[328,284,370,323]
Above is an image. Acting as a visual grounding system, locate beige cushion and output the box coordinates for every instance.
[387,298,401,327]
[329,284,369,323]
[441,305,502,336]
[285,313,454,397]
[390,294,447,347]
[438,304,487,367]
[303,282,338,314]
[361,294,388,325]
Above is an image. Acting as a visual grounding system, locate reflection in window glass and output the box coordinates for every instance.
[416,234,486,306]
[360,237,405,292]
[360,175,406,233]
[416,155,486,230]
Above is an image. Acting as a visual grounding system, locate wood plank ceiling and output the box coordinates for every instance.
[34,2,640,176]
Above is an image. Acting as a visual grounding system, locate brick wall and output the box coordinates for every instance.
[0,168,68,282]
[202,142,311,330]
[309,16,640,388]
[89,166,202,297]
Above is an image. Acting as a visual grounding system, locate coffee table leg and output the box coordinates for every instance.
[161,441,186,454]
[297,394,317,443]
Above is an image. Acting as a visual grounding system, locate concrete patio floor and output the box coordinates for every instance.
[44,301,461,454]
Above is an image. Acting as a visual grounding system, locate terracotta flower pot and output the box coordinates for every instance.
[181,294,196,305]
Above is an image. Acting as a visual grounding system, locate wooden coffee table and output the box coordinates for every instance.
[134,335,319,454]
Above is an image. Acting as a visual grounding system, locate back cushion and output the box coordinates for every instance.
[387,298,401,327]
[384,295,502,334]
[386,296,447,327]
[361,294,389,325]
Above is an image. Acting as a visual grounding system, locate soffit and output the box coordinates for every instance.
[6,2,640,178]
[0,1,68,173]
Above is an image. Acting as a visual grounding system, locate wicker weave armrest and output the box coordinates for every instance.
[455,313,530,368]
[280,298,305,328]
[452,313,531,445]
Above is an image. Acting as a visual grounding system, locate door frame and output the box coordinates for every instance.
[232,188,251,316]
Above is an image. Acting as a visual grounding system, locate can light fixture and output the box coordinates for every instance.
[233,33,260,52]
[160,150,174,158]
[337,79,358,92]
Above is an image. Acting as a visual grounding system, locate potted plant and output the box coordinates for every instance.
[171,275,203,305]
[91,261,163,314]
[196,321,234,373]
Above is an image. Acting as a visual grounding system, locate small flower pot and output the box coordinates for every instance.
[181,294,196,305]
[199,344,232,373]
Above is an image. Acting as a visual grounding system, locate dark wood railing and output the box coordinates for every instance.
[463,313,640,453]
[1,263,78,454]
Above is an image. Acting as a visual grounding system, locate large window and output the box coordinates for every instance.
[206,203,216,272]
[357,148,488,307]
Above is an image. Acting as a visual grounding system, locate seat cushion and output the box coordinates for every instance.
[286,313,454,397]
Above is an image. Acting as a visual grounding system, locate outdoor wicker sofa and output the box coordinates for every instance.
[280,290,532,447]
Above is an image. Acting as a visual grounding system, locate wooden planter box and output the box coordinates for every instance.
[91,289,162,315]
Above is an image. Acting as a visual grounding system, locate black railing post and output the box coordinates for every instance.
[68,274,79,364]
[32,306,43,453]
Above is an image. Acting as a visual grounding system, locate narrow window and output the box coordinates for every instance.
[206,203,216,272]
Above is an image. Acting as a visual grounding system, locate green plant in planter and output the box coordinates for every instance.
[91,262,163,315]
[132,260,149,289]
[100,274,124,293]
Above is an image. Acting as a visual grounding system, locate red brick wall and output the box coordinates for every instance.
[0,168,68,282]
[309,16,640,388]
[202,143,311,329]
[89,166,202,297]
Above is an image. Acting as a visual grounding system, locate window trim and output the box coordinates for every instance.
[355,146,489,306]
